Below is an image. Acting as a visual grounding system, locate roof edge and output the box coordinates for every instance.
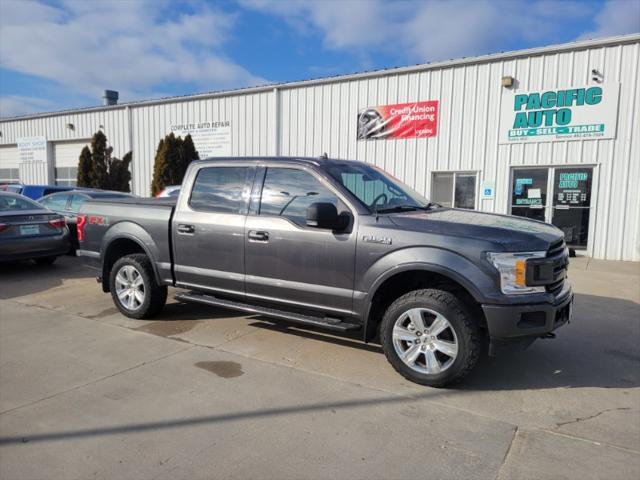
[2,33,639,122]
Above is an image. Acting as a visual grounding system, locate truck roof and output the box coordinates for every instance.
[192,156,366,168]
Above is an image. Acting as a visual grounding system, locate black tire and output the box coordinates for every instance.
[34,256,57,265]
[109,254,167,319]
[380,289,480,387]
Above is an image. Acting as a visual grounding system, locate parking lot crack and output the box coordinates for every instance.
[554,407,632,429]
[495,426,518,480]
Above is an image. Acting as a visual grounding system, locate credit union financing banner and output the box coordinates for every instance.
[499,83,620,144]
[357,101,439,140]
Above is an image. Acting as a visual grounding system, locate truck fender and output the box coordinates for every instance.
[100,222,164,287]
[358,247,496,340]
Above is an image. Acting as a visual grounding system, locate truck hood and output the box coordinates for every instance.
[388,208,563,252]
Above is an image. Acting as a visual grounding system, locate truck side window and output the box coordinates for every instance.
[189,167,251,214]
[259,168,340,226]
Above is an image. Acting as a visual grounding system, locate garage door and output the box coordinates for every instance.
[53,141,89,186]
[0,145,20,183]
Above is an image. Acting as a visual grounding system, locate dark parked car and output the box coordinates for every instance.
[6,184,78,200]
[78,157,572,387]
[0,191,70,264]
[38,190,134,249]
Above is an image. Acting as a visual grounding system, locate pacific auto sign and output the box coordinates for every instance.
[499,83,620,144]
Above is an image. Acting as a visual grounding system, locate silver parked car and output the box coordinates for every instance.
[0,191,70,265]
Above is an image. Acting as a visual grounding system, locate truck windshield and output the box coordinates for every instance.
[327,162,430,213]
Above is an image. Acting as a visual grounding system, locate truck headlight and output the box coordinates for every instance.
[486,252,546,295]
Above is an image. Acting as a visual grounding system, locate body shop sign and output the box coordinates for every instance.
[357,101,438,140]
[170,121,231,157]
[499,83,619,144]
[17,136,47,163]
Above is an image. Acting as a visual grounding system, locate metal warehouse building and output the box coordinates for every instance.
[1,34,639,261]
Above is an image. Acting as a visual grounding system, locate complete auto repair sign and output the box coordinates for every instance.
[357,101,439,140]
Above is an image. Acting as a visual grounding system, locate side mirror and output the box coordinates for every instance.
[306,202,342,230]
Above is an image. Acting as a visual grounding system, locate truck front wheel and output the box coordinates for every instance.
[109,254,167,319]
[380,289,480,387]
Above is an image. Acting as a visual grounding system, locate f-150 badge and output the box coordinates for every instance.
[363,235,392,245]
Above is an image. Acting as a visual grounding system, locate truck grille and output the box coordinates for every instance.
[545,239,568,296]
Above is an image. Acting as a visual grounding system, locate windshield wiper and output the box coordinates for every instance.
[376,205,423,214]
[376,203,441,214]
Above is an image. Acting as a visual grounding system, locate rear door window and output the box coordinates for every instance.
[189,167,253,214]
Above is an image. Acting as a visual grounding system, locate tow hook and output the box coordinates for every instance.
[540,332,556,339]
[96,276,102,284]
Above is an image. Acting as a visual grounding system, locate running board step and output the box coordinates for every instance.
[175,291,361,332]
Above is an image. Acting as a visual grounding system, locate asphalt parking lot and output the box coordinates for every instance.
[0,255,639,479]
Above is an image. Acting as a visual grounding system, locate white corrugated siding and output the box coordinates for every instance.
[0,109,130,159]
[19,161,48,185]
[0,36,638,260]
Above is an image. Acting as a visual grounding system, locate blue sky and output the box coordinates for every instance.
[1,0,639,117]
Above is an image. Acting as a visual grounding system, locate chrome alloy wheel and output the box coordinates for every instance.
[392,308,459,375]
[114,265,145,311]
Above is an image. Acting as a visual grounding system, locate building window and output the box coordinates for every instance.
[0,168,20,184]
[55,167,78,187]
[431,172,477,209]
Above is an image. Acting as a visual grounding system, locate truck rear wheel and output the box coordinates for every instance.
[109,254,167,319]
[380,289,480,387]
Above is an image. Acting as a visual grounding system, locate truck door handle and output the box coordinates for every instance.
[177,224,195,234]
[248,230,269,242]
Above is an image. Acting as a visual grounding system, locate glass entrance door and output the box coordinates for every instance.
[551,167,593,248]
[510,166,594,250]
[510,168,548,222]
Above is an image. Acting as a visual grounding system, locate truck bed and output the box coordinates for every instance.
[78,197,176,286]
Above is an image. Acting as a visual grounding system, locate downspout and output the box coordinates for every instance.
[273,87,280,156]
[125,105,134,193]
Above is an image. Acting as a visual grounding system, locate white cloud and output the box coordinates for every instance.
[0,0,266,111]
[579,0,640,39]
[0,95,58,117]
[2,0,638,118]
[241,0,635,64]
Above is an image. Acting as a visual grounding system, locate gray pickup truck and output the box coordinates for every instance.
[78,157,572,386]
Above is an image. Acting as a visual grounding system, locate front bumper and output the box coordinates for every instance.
[482,284,573,353]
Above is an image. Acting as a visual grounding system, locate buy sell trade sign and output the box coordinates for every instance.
[499,83,619,144]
